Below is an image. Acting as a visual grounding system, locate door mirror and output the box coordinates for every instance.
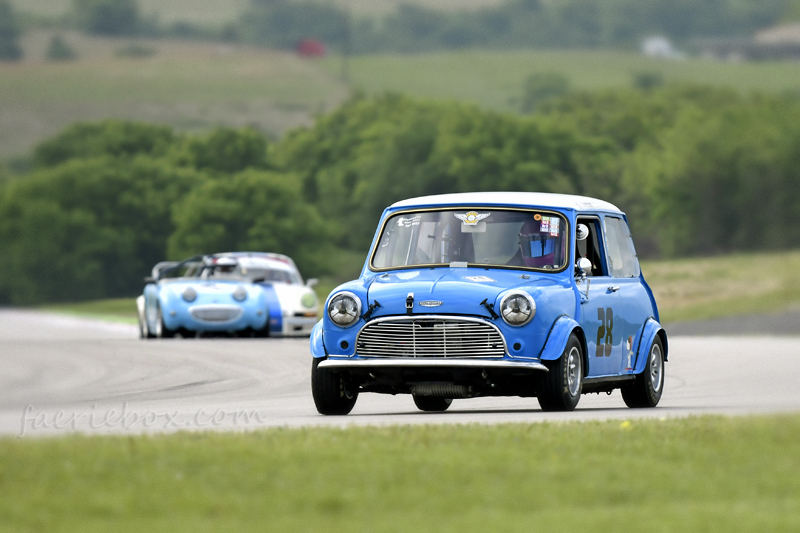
[576,224,589,241]
[306,278,319,288]
[576,258,592,278]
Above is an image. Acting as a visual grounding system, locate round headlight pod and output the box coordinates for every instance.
[499,291,536,327]
[301,291,317,309]
[232,286,248,302]
[327,291,361,328]
[182,287,197,303]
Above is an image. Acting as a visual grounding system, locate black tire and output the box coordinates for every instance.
[254,319,270,338]
[621,336,664,408]
[155,305,176,339]
[412,396,453,412]
[311,358,358,415]
[138,308,156,339]
[138,315,147,339]
[537,333,583,411]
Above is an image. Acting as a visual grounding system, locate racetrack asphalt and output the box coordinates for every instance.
[2,309,799,437]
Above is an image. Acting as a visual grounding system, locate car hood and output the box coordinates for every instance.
[366,268,561,319]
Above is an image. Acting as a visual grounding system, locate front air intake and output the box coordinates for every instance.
[356,316,506,358]
[411,382,474,398]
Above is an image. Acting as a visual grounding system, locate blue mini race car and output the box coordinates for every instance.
[137,252,319,338]
[310,192,667,414]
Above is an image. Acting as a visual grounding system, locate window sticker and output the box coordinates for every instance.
[549,218,560,237]
[397,216,421,228]
[455,211,490,226]
[534,213,542,221]
[540,216,551,234]
[539,216,560,237]
[464,276,496,282]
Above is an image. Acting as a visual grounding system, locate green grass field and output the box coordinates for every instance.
[1,415,799,532]
[40,249,800,325]
[5,35,800,158]
[2,31,349,157]
[333,48,800,112]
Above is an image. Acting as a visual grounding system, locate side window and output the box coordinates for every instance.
[604,217,640,278]
[576,217,608,277]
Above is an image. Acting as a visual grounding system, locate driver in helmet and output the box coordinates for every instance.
[517,218,558,268]
[213,256,238,277]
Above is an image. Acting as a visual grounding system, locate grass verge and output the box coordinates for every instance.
[641,249,800,323]
[1,415,799,532]
[41,298,139,324]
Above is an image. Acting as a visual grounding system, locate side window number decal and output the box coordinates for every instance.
[596,307,613,357]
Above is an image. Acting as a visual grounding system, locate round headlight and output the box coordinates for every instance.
[500,291,536,326]
[232,286,248,302]
[327,292,361,327]
[301,292,317,309]
[182,287,197,302]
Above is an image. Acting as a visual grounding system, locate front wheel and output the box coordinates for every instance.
[621,336,664,408]
[155,306,176,339]
[311,358,358,415]
[413,396,452,412]
[537,333,583,411]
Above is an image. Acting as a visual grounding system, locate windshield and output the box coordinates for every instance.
[371,209,569,271]
[185,265,300,284]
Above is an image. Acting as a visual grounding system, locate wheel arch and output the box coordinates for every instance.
[633,318,668,374]
[540,316,588,375]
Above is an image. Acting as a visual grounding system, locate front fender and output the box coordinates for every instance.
[633,318,668,374]
[310,321,327,359]
[539,315,582,361]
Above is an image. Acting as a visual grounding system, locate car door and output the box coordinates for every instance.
[576,216,624,377]
[602,215,651,374]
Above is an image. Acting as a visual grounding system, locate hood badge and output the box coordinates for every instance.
[465,276,496,282]
[419,300,443,308]
[406,293,414,315]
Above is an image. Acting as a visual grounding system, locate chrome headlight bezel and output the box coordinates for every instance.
[182,287,197,303]
[232,286,248,302]
[499,291,536,327]
[327,291,361,328]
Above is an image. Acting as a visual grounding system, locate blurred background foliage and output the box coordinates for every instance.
[2,0,800,304]
[1,86,800,304]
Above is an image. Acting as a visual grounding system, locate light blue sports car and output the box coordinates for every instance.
[311,192,667,415]
[137,252,319,338]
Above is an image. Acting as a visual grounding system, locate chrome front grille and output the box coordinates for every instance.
[356,316,506,358]
[190,305,243,323]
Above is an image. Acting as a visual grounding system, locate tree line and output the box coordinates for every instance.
[3,0,799,61]
[2,86,800,304]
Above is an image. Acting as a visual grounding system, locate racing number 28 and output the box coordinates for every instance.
[596,307,613,357]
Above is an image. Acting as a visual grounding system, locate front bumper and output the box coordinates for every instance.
[281,316,318,336]
[318,358,548,372]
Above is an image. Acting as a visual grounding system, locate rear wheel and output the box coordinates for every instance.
[621,336,664,408]
[412,396,452,412]
[537,333,583,412]
[155,306,176,339]
[311,358,358,415]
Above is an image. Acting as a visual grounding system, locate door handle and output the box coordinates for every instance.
[607,286,620,293]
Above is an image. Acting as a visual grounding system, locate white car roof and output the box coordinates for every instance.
[390,192,622,213]
[236,256,295,273]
